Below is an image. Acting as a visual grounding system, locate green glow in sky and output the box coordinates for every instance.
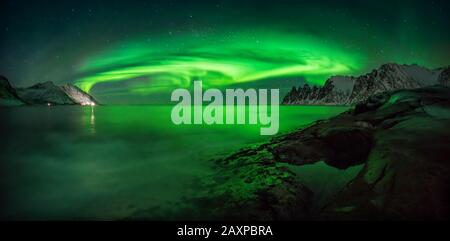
[2,0,449,105]
[75,31,364,93]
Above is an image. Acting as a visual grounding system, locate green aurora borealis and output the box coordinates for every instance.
[1,0,449,103]
[75,31,362,94]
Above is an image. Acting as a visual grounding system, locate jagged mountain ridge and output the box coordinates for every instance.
[0,76,98,106]
[283,63,449,105]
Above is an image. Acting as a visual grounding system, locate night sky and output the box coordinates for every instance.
[1,0,449,103]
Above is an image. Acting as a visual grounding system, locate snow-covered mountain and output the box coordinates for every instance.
[283,63,449,105]
[16,81,98,106]
[60,84,98,105]
[17,81,75,105]
[0,76,98,106]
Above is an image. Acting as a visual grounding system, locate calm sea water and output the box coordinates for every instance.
[0,105,349,220]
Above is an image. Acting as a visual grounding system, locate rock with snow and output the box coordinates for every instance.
[17,81,75,105]
[16,81,98,106]
[60,84,98,106]
[348,63,422,104]
[401,64,442,86]
[283,63,447,105]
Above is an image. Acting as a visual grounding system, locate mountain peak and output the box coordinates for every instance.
[0,77,100,106]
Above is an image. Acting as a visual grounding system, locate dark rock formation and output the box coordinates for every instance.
[438,66,450,87]
[194,86,450,220]
[0,76,25,106]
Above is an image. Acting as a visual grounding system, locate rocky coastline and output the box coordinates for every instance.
[182,85,450,220]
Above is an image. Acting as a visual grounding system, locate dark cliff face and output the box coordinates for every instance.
[283,63,447,105]
[283,85,301,104]
[0,76,25,106]
[0,76,16,98]
[438,66,450,87]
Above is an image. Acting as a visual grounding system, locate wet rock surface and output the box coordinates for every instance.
[187,86,450,220]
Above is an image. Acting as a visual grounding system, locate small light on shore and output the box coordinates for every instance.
[81,102,96,106]
[47,103,51,106]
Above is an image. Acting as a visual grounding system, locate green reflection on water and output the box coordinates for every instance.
[1,105,348,220]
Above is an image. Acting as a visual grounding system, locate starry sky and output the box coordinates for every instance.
[0,0,449,104]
